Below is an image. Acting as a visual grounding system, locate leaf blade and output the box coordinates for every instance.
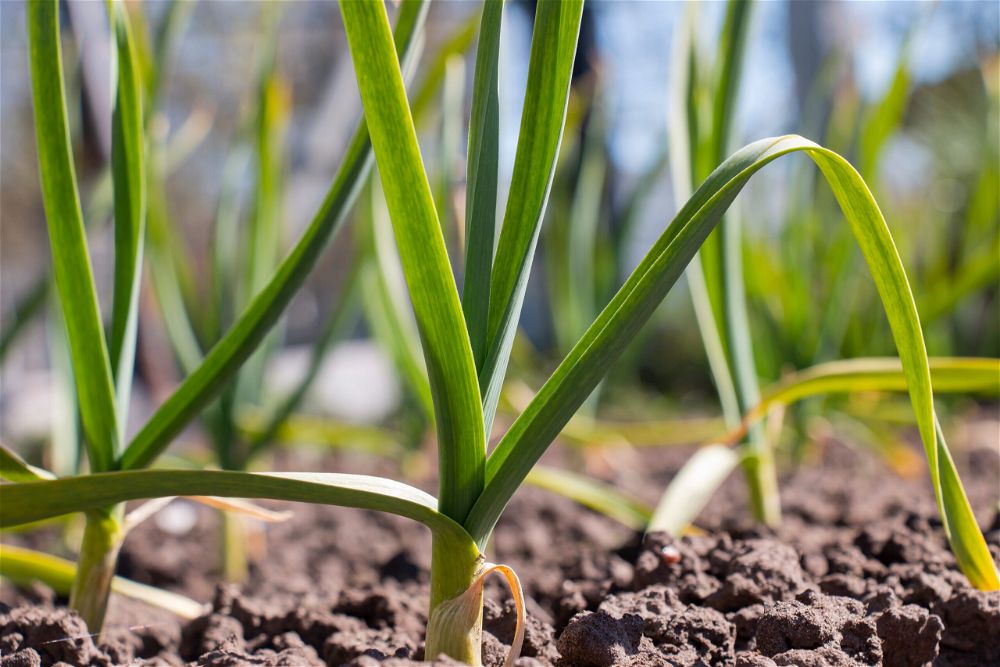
[464,135,998,591]
[647,445,741,535]
[462,0,503,369]
[755,357,1000,419]
[936,420,1000,590]
[479,0,584,435]
[27,1,121,472]
[1,444,56,482]
[0,470,470,548]
[108,2,148,430]
[526,465,652,531]
[0,544,204,619]
[340,1,484,522]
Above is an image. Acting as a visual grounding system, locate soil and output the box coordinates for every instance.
[2,417,999,666]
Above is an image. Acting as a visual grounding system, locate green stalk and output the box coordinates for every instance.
[339,2,488,656]
[724,205,780,524]
[672,0,777,524]
[68,506,125,636]
[339,0,484,523]
[27,0,132,634]
[425,533,484,664]
[213,390,244,580]
[668,4,740,427]
[710,0,780,526]
[739,440,779,523]
[221,511,249,583]
[73,5,148,622]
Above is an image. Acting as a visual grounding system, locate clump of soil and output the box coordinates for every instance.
[2,427,998,666]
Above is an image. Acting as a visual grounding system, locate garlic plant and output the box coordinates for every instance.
[3,2,996,665]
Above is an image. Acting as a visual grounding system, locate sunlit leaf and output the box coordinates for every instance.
[27,0,120,472]
[340,0,484,522]
[462,0,502,369]
[479,1,584,436]
[0,544,204,619]
[526,465,652,531]
[464,135,998,591]
[0,444,56,482]
[647,445,741,535]
[0,470,470,549]
[108,2,147,428]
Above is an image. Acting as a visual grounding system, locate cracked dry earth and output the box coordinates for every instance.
[2,420,999,666]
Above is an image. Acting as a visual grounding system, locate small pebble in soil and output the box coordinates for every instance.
[658,545,681,565]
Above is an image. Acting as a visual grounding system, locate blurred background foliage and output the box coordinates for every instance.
[1,0,997,473]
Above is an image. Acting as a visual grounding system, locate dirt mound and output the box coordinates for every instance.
[2,438,997,666]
